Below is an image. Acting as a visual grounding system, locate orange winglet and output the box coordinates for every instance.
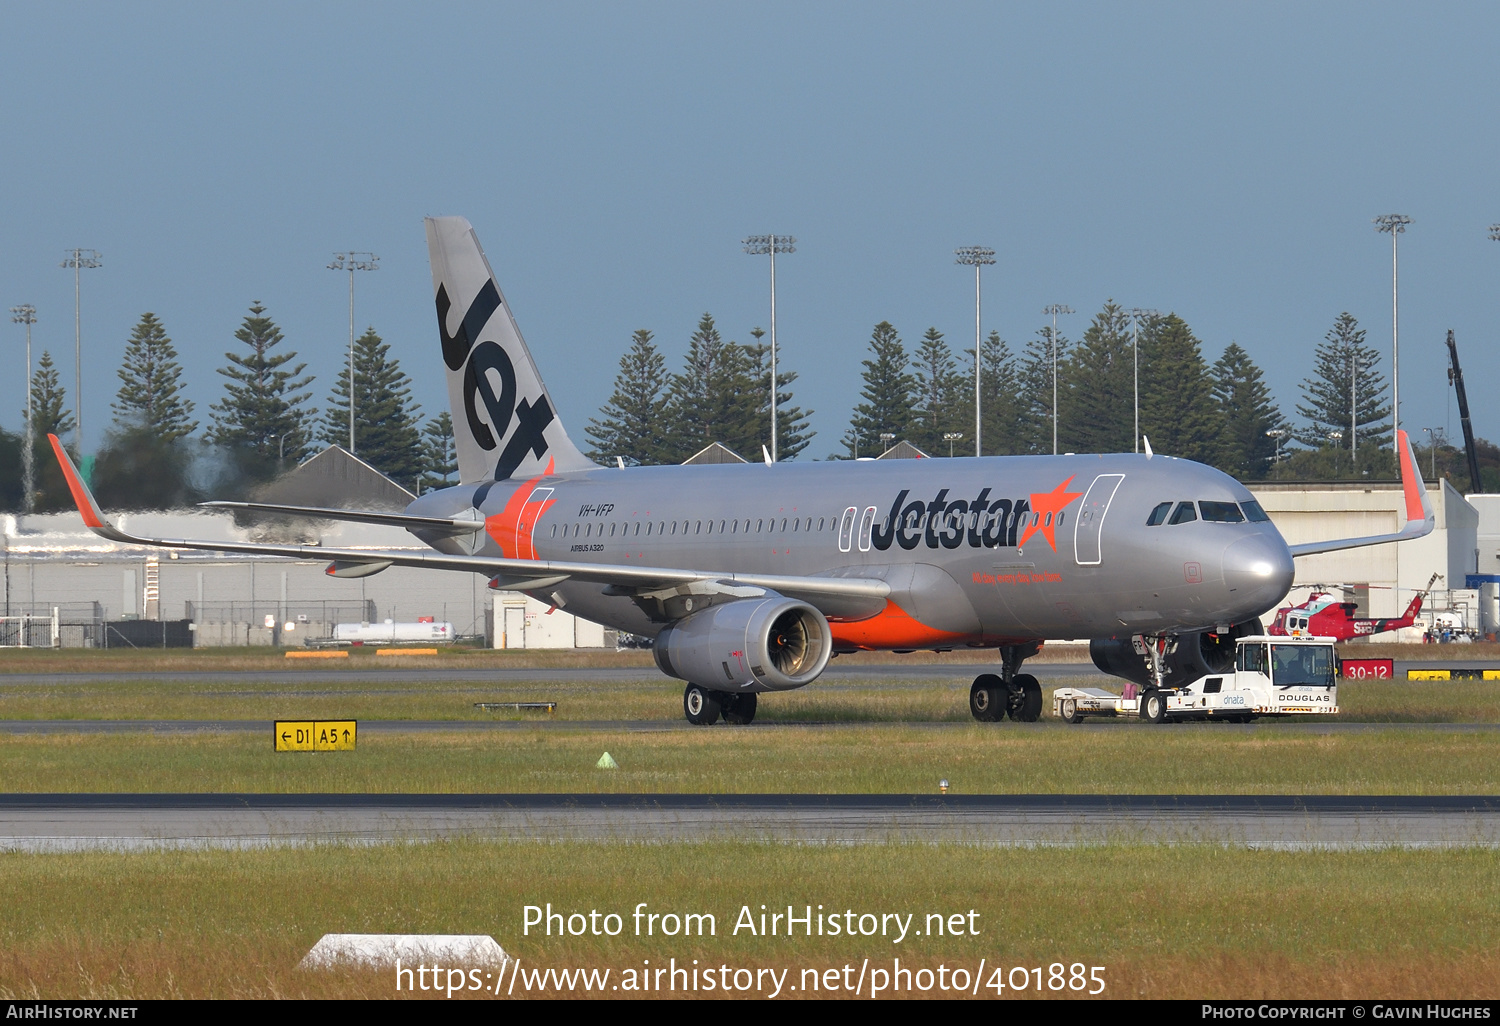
[48,434,106,530]
[1396,429,1427,523]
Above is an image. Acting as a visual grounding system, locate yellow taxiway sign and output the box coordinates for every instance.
[275,720,357,752]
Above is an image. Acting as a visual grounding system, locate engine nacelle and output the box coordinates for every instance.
[1090,619,1263,689]
[653,596,832,693]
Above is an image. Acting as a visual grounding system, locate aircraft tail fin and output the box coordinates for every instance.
[425,217,597,484]
[1287,430,1435,558]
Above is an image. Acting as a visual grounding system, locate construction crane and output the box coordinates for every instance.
[1445,330,1483,494]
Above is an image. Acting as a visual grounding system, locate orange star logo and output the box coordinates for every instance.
[1018,475,1084,552]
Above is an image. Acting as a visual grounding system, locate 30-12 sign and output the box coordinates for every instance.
[1342,659,1393,680]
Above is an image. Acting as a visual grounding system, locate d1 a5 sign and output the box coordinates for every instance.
[275,720,357,752]
[1342,659,1393,680]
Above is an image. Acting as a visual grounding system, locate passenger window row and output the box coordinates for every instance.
[548,516,839,539]
[1146,499,1271,526]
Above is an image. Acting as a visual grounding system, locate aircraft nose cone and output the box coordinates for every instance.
[1222,533,1294,616]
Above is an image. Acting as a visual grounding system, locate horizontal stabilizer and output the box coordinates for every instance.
[1287,430,1436,558]
[200,500,484,534]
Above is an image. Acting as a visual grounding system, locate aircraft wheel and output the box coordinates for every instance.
[1060,697,1082,724]
[969,674,1005,722]
[721,692,758,725]
[683,684,722,725]
[1140,689,1167,724]
[1008,674,1043,722]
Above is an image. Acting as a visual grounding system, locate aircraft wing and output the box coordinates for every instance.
[1286,429,1436,558]
[48,436,890,611]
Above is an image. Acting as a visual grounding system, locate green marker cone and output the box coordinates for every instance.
[596,752,618,769]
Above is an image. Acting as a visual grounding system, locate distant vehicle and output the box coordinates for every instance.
[1268,573,1439,642]
[1054,634,1339,724]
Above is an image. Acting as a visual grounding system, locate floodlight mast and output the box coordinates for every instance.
[1373,214,1411,453]
[10,304,36,513]
[743,235,795,463]
[955,247,996,457]
[59,249,101,451]
[327,252,379,453]
[1042,304,1073,455]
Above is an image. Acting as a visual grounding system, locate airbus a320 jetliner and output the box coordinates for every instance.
[50,217,1436,725]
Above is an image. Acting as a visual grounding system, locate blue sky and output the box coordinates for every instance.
[2,2,1497,459]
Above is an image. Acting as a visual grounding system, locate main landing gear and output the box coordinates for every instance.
[683,684,757,726]
[969,643,1043,723]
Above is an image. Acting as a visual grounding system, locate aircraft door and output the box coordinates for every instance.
[838,506,857,553]
[858,506,877,552]
[1073,474,1124,566]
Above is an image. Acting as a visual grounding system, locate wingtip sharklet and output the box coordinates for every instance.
[47,433,120,538]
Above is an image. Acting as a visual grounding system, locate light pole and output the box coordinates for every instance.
[1421,427,1443,480]
[878,432,895,456]
[1042,305,1073,455]
[60,249,101,451]
[1130,308,1160,455]
[10,305,35,513]
[943,432,964,458]
[743,235,795,462]
[1373,215,1411,452]
[327,252,379,453]
[955,247,996,456]
[1349,343,1358,460]
[1328,429,1343,474]
[1267,429,1287,477]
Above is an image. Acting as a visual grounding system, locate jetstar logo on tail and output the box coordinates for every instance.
[436,280,555,480]
[870,477,1083,553]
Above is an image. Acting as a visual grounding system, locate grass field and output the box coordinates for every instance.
[2,721,1497,794]
[4,668,1500,723]
[0,841,1495,999]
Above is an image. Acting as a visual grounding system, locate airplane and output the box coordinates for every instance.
[47,216,1437,725]
[1268,573,1440,642]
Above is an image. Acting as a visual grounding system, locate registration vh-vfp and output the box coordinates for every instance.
[49,217,1435,725]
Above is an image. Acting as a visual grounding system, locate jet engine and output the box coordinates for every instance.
[653,595,832,693]
[1089,619,1263,689]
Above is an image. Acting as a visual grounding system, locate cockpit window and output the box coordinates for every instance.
[1199,501,1246,523]
[1168,501,1197,525]
[1241,500,1271,523]
[1146,502,1172,527]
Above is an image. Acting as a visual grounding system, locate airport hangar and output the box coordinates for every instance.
[0,445,1494,649]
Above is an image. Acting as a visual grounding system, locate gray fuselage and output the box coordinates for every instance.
[406,452,1294,649]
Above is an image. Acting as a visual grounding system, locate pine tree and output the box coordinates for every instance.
[28,351,77,511]
[1137,313,1224,465]
[1294,312,1391,450]
[1212,342,1286,480]
[1061,301,1134,454]
[30,350,74,442]
[910,327,967,454]
[1013,327,1068,455]
[661,313,757,462]
[419,412,458,490]
[842,321,915,457]
[209,303,314,463]
[745,327,815,461]
[586,329,671,465]
[317,327,423,487]
[970,330,1023,455]
[111,312,198,441]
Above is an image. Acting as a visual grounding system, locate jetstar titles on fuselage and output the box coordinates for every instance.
[870,477,1084,553]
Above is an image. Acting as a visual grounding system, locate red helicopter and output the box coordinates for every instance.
[1268,573,1440,641]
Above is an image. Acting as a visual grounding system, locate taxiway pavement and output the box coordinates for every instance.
[0,793,1495,851]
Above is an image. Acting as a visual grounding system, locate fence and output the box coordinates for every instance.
[184,599,377,625]
[0,611,60,648]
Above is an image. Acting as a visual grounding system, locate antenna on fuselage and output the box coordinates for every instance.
[1143,436,1154,459]
[762,445,773,467]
